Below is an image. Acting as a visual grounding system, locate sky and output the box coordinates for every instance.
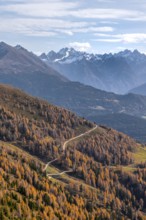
[1,0,146,54]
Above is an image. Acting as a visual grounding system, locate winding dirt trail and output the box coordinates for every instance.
[47,169,73,177]
[44,125,98,176]
[43,158,58,172]
[62,125,98,151]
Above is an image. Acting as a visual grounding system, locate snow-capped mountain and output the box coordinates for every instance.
[42,48,99,63]
[40,48,146,94]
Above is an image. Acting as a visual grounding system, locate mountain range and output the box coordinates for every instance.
[40,48,146,94]
[1,42,146,142]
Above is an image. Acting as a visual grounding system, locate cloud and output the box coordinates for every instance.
[59,30,74,36]
[1,1,146,22]
[94,33,146,43]
[0,1,79,18]
[71,8,146,21]
[0,18,92,37]
[0,16,114,37]
[69,42,91,52]
[121,33,146,43]
[25,31,57,37]
[100,21,118,25]
[73,26,114,33]
[95,38,121,43]
[59,26,114,35]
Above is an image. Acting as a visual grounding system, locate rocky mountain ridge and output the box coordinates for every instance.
[40,47,146,94]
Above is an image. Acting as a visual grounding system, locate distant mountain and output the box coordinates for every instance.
[1,42,146,142]
[0,42,65,80]
[40,48,146,94]
[130,83,146,96]
[0,41,68,96]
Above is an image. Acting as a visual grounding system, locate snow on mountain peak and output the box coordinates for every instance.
[40,48,146,65]
[43,47,99,64]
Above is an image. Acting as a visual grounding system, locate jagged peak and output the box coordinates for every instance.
[0,42,13,51]
[42,47,146,64]
[47,50,56,56]
[58,47,78,56]
[15,44,30,54]
[114,49,143,57]
[15,44,24,50]
[40,52,47,57]
[0,41,9,47]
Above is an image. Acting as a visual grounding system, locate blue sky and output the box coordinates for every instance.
[1,0,146,54]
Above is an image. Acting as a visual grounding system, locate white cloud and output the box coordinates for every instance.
[69,42,91,52]
[94,33,112,37]
[121,33,146,43]
[0,1,79,18]
[95,38,121,43]
[100,21,118,25]
[60,26,114,35]
[25,31,57,37]
[0,18,92,36]
[1,1,146,22]
[59,30,74,36]
[0,17,114,37]
[71,8,145,20]
[94,33,146,43]
[73,26,114,33]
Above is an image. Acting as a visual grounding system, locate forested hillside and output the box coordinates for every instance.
[0,142,114,220]
[0,84,92,161]
[0,84,146,219]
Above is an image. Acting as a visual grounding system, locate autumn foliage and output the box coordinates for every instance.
[0,84,146,219]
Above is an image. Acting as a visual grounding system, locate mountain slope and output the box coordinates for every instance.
[0,141,110,220]
[0,42,66,79]
[41,48,146,94]
[0,83,93,161]
[0,83,137,165]
[1,84,146,219]
[88,113,146,143]
[0,42,68,97]
[130,83,146,96]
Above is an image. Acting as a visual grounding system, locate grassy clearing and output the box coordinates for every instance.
[46,165,59,174]
[121,165,136,172]
[121,146,146,172]
[133,146,146,163]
